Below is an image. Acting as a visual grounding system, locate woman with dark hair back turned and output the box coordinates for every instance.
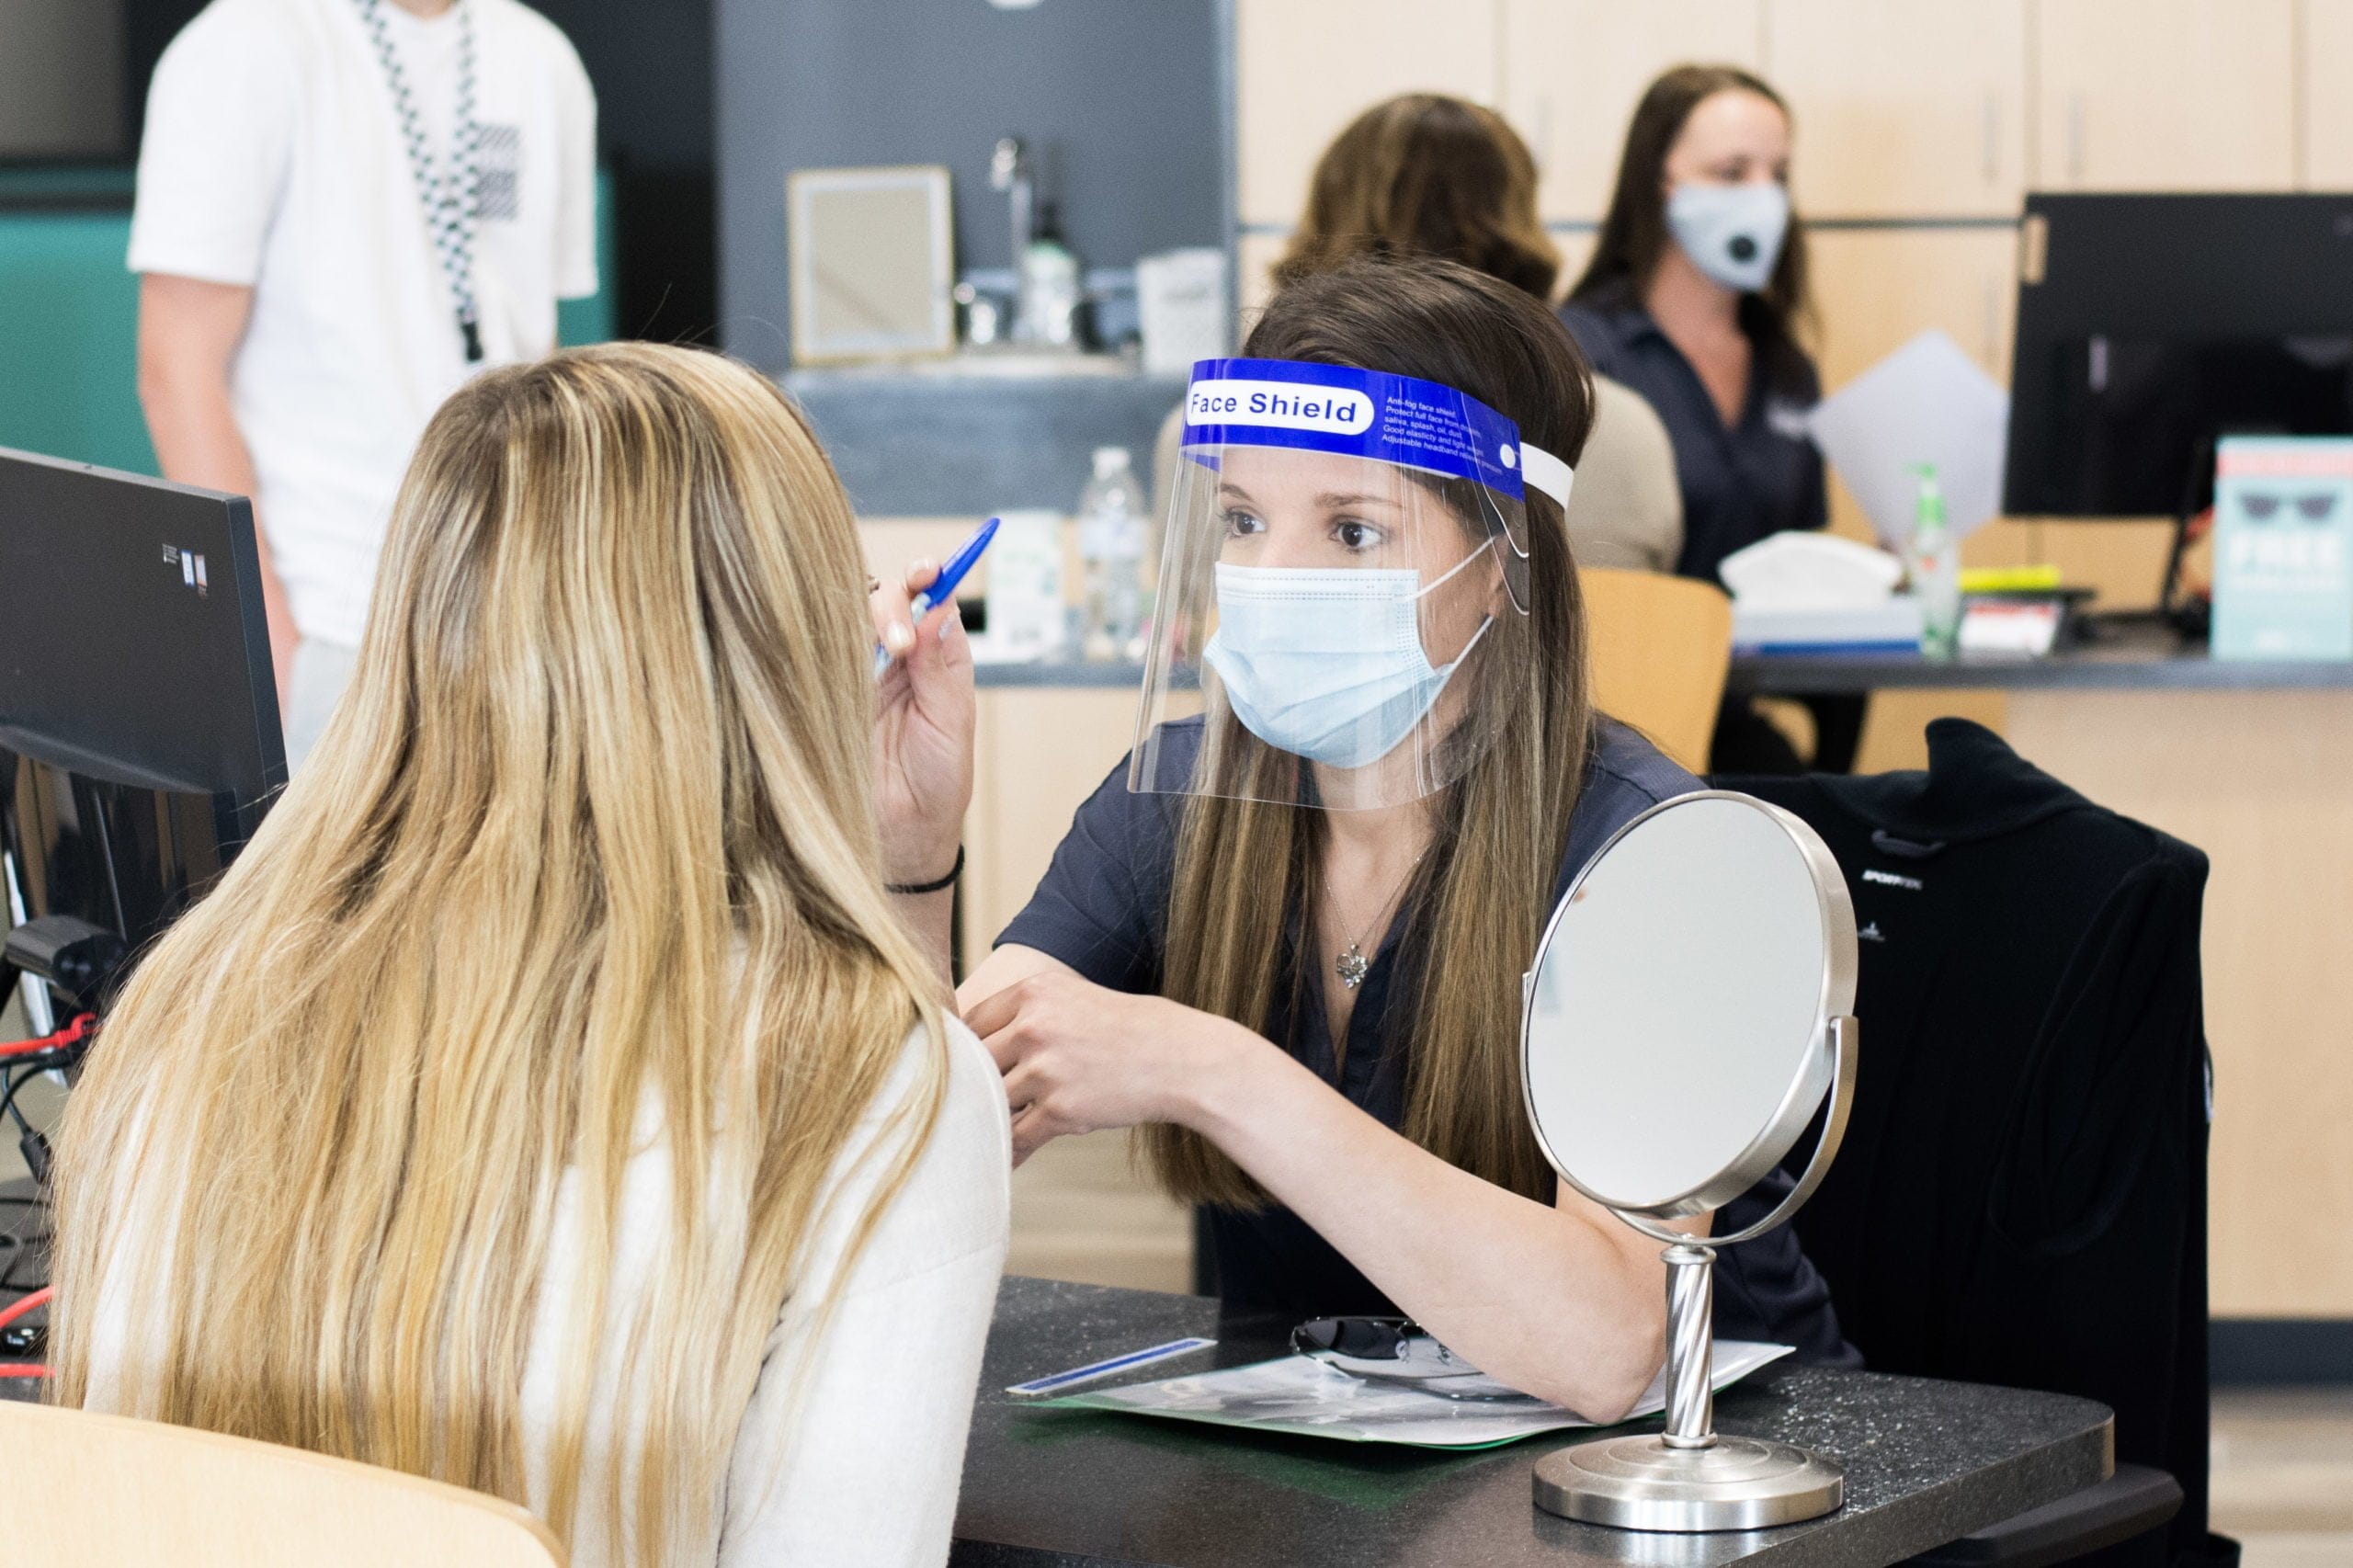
[1266,92,1684,574]
[51,344,1010,1568]
[1277,93,1562,300]
[961,255,1852,1426]
[1563,65,1860,771]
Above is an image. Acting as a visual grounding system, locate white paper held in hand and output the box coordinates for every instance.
[1808,329,2008,551]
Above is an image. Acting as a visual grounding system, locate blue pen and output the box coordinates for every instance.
[873,515,999,676]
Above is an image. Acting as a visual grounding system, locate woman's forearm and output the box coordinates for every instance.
[1183,1033,1669,1420]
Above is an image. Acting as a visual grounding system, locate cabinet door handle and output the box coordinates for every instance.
[2066,92,2086,183]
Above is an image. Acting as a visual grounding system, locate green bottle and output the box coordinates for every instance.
[1909,463,1961,659]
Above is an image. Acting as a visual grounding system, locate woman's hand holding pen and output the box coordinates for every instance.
[966,970,1260,1165]
[868,557,974,887]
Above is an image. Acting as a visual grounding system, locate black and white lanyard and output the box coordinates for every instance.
[353,0,485,362]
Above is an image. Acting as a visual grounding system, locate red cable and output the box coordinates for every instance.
[0,1367,47,1380]
[0,1288,51,1335]
[0,1014,94,1059]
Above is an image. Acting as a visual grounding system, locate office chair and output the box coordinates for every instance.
[1580,566,1733,775]
[1727,720,2234,1568]
[0,1401,565,1567]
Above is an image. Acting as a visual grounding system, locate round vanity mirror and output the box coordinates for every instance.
[1520,790,1859,1533]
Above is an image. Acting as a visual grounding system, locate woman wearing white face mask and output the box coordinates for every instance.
[949,256,1854,1424]
[1560,66,1857,774]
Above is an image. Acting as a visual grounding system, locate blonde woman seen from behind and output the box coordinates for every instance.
[49,344,1010,1568]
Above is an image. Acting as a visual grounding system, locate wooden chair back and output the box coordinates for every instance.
[0,1400,565,1567]
[1579,566,1733,774]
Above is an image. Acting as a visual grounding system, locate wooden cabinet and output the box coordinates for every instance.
[1234,0,1499,227]
[2031,0,2295,191]
[2005,688,2353,1316]
[961,687,1139,960]
[1803,228,2018,392]
[1235,233,1286,318]
[2304,0,2353,188]
[1498,1,1763,223]
[1764,0,2027,218]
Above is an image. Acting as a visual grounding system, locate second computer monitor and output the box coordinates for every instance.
[2004,193,2353,519]
[0,448,285,1011]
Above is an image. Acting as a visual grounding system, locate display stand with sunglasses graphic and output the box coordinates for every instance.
[2211,436,2353,662]
[1519,791,1859,1532]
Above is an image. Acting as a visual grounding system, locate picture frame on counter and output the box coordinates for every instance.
[786,165,955,366]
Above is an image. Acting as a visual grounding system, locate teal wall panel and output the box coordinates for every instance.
[0,169,617,479]
[0,209,157,473]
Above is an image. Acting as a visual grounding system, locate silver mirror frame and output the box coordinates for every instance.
[1518,790,1861,1533]
[1520,790,1856,1229]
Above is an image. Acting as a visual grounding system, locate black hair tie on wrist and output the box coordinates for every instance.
[887,845,963,896]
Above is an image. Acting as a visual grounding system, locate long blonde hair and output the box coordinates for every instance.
[1147,257,1596,1209]
[49,344,949,1566]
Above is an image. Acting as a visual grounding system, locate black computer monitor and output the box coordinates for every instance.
[0,448,285,1019]
[2003,193,2353,520]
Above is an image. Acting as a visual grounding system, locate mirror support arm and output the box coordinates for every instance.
[1660,1244,1718,1449]
[1711,1015,1859,1249]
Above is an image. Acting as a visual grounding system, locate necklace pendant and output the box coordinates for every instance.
[1336,944,1371,991]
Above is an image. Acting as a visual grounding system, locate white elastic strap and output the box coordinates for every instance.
[1519,442,1576,510]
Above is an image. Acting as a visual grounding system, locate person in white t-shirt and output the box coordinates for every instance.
[130,0,597,766]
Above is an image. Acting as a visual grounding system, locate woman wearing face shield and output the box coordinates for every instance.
[1560,65,1861,774]
[949,256,1852,1426]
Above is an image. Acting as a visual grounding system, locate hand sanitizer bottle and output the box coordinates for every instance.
[1908,463,1961,659]
[1021,201,1083,349]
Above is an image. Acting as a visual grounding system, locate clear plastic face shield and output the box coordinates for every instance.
[1130,358,1576,812]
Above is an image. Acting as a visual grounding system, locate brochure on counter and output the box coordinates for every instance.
[1017,1340,1795,1449]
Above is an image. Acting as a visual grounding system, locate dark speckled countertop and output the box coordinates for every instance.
[951,1278,2113,1568]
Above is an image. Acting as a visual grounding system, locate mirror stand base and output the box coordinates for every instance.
[1531,1435,1843,1532]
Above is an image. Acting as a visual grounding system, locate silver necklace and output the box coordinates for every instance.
[353,0,484,362]
[1325,849,1426,992]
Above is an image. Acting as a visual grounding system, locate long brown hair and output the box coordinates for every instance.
[1146,256,1596,1208]
[1277,94,1561,302]
[1569,65,1813,351]
[51,345,950,1567]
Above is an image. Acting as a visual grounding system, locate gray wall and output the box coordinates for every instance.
[2,0,125,159]
[530,0,714,170]
[716,0,1228,371]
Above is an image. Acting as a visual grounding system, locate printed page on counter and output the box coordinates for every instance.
[1018,1341,1794,1449]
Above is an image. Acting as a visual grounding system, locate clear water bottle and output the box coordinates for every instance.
[1077,447,1147,660]
[1908,463,1961,660]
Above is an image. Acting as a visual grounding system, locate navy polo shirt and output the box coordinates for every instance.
[1558,294,1828,586]
[997,715,1859,1366]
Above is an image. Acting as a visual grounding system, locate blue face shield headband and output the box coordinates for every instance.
[1146,357,1578,789]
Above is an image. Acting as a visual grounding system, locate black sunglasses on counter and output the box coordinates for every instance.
[1289,1316,1534,1403]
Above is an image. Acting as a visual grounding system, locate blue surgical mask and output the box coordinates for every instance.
[1202,552,1492,769]
[1666,181,1790,295]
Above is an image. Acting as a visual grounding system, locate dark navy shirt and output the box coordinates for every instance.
[998,715,1858,1365]
[1559,294,1827,587]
